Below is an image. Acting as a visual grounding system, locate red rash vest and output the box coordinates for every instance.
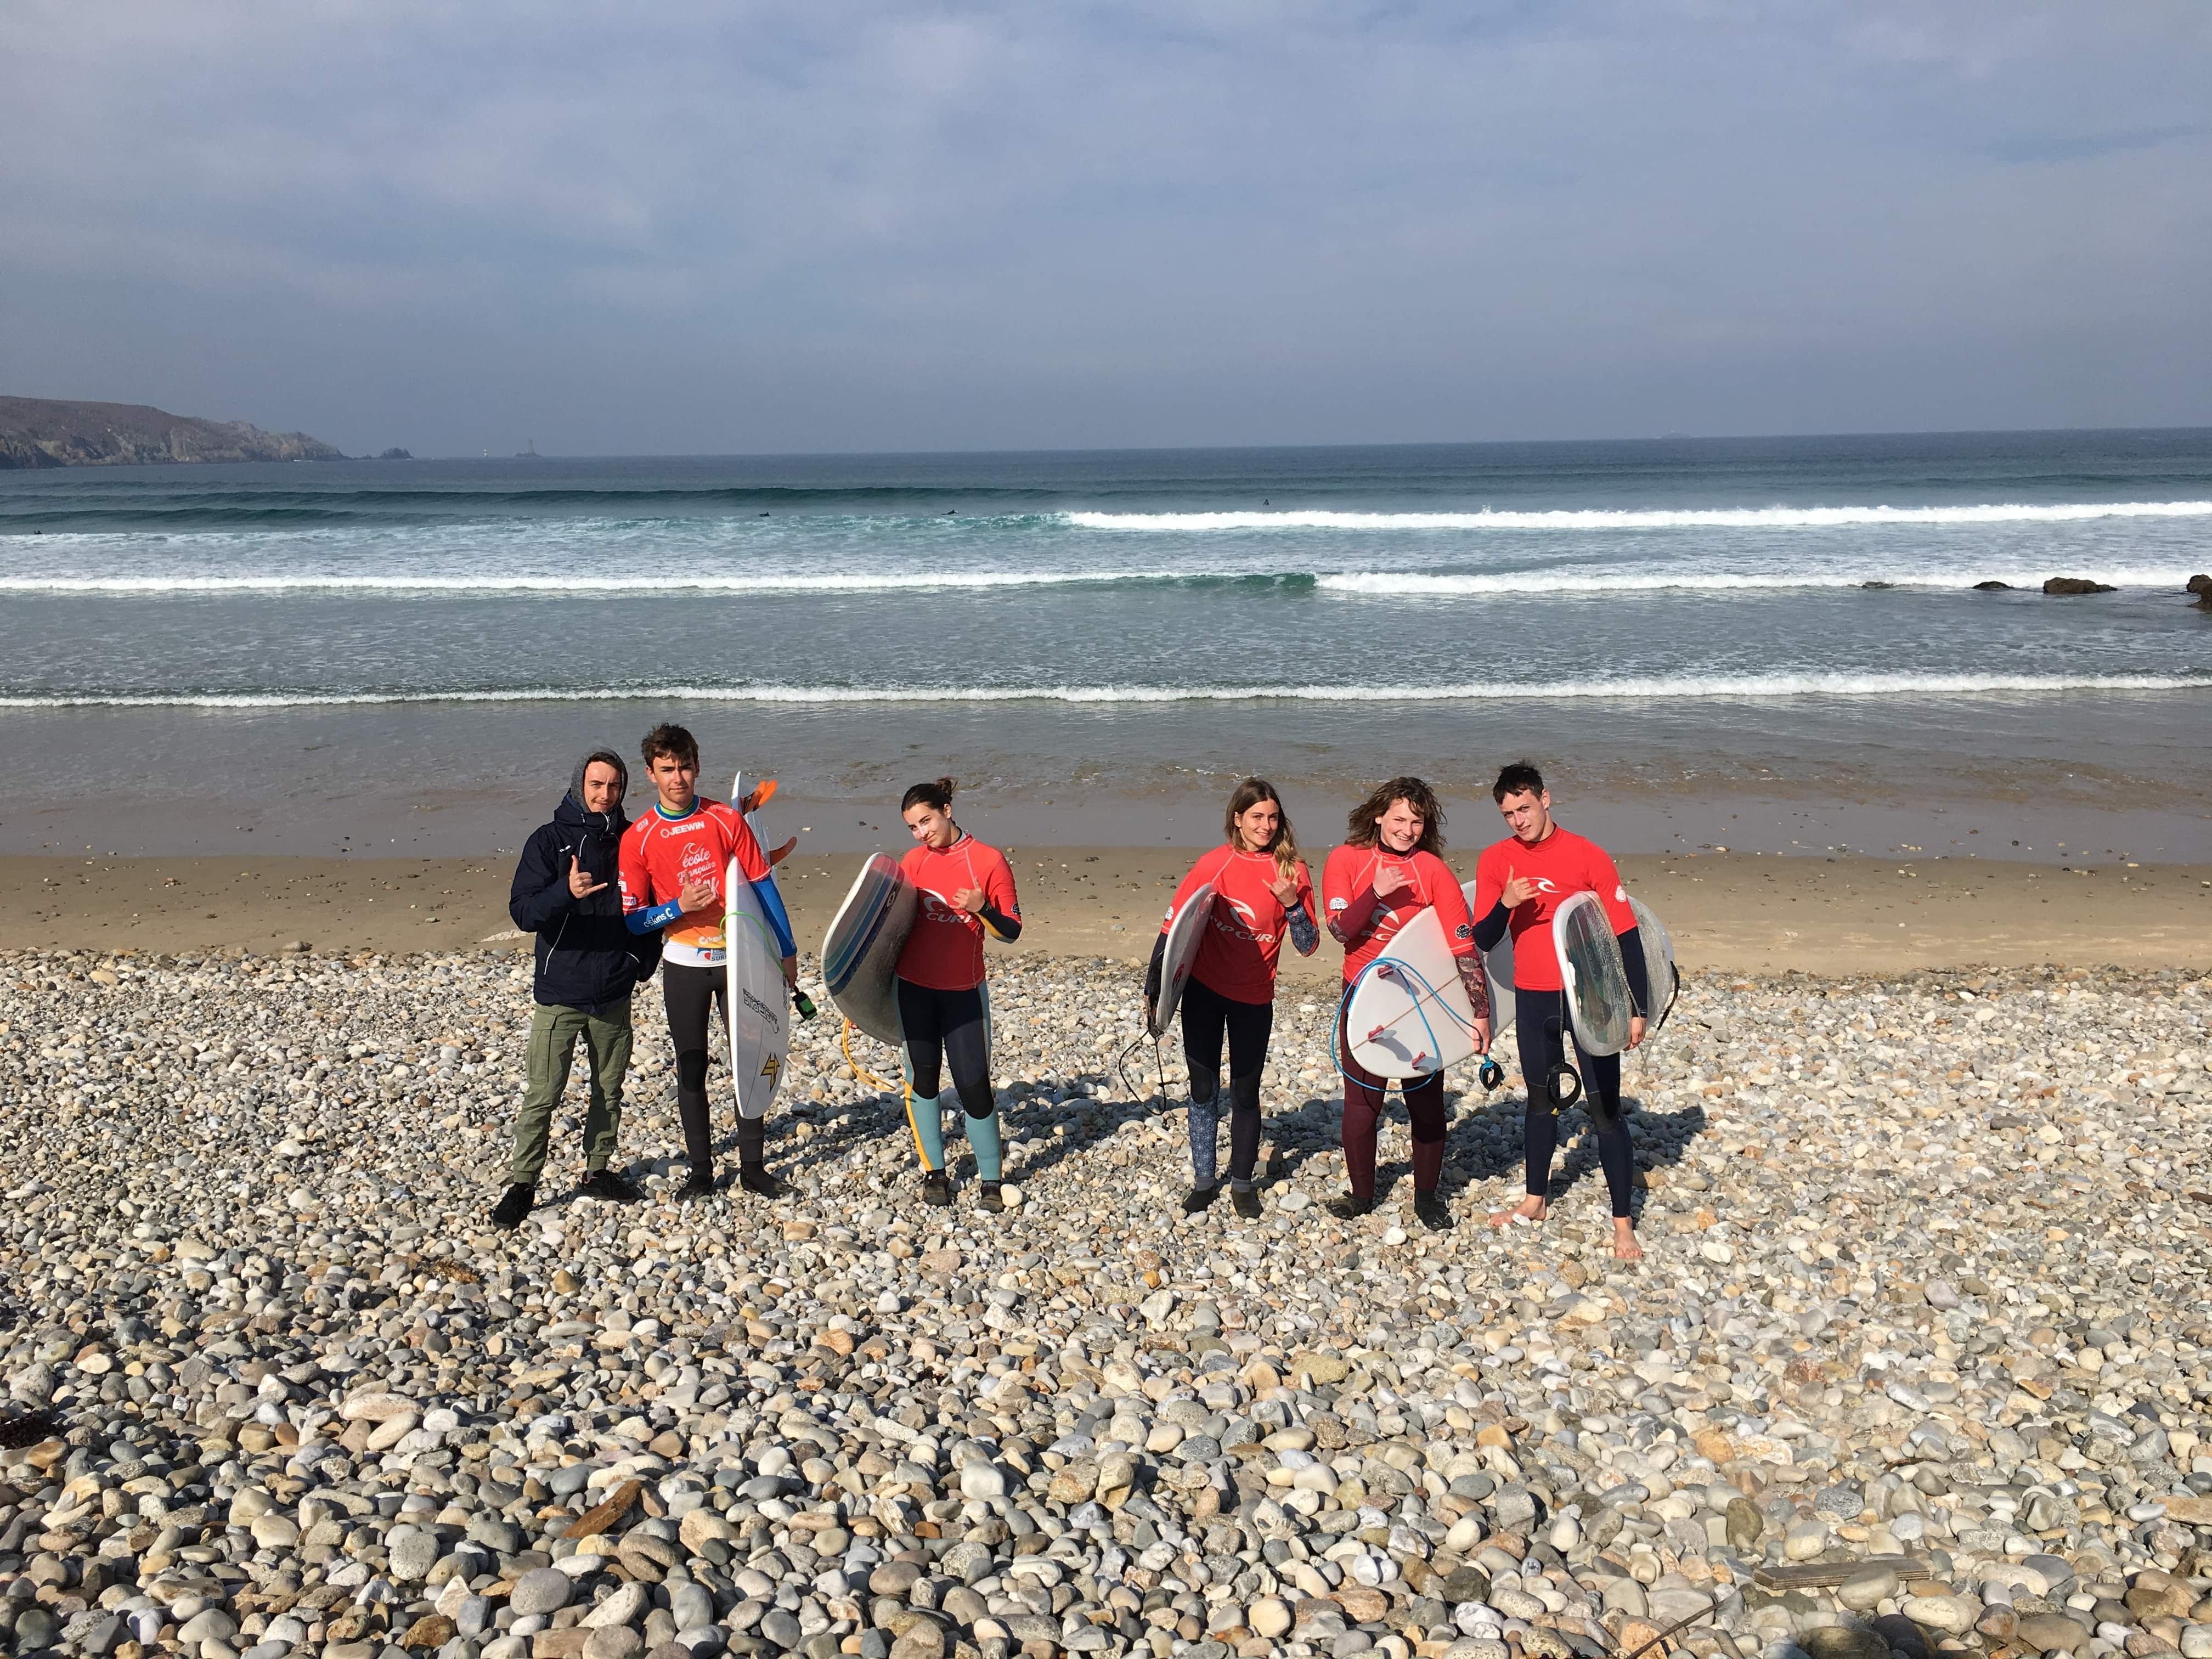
[1468,826,1635,991]
[1157,845,1316,1006]
[1322,843,1475,984]
[896,834,1020,992]
[617,798,772,969]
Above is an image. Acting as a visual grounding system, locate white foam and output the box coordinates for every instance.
[0,570,1152,595]
[1066,500,2212,532]
[7,670,2208,710]
[1317,567,2197,596]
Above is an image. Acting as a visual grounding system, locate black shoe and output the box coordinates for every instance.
[978,1181,1006,1213]
[1182,1184,1221,1215]
[676,1171,716,1201]
[1324,1192,1375,1220]
[1231,1186,1262,1220]
[578,1168,643,1203]
[921,1171,952,1207]
[1414,1191,1452,1232]
[737,1165,783,1198]
[489,1183,535,1229]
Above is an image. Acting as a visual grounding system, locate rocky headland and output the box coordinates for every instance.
[0,398,341,469]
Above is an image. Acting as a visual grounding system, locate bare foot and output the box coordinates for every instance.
[1488,1195,1548,1229]
[1612,1219,1644,1261]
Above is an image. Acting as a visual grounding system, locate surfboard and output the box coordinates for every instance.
[724,772,789,1120]
[1147,881,1217,1037]
[1459,879,1516,1040]
[823,853,916,1047]
[1343,907,1482,1079]
[1553,891,1634,1056]
[1627,895,1679,1034]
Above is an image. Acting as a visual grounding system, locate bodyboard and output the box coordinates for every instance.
[823,853,916,1047]
[1149,881,1217,1038]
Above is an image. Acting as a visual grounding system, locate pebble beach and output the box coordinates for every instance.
[3,947,2211,1659]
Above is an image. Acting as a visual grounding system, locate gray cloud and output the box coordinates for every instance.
[2,0,2207,454]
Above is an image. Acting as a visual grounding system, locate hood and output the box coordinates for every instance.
[554,789,628,838]
[560,748,630,836]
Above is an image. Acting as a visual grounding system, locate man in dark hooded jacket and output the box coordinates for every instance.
[489,749,663,1228]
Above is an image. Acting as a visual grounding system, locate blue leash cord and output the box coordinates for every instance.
[1333,954,1503,1091]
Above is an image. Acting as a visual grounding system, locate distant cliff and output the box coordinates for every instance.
[0,396,344,469]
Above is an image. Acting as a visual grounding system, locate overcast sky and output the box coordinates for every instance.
[4,0,2208,456]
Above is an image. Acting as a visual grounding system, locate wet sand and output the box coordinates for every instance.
[5,846,2207,976]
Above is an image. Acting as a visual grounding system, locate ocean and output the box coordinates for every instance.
[4,430,2209,858]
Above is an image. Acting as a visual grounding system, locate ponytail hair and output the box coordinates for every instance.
[900,776,958,815]
[1225,777,1300,883]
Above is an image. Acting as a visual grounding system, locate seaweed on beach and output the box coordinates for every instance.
[0,1408,63,1449]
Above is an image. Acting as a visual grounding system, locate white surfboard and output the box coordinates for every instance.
[823,853,916,1047]
[1148,881,1217,1038]
[1343,907,1482,1079]
[1553,891,1633,1057]
[1460,878,1516,1040]
[724,772,789,1120]
[1627,895,1679,1035]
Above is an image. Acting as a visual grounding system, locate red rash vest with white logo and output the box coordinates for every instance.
[1321,844,1476,984]
[1158,846,1315,1006]
[1469,826,1636,991]
[896,834,1020,992]
[617,798,774,968]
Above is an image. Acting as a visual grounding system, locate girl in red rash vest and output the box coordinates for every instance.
[1322,776,1490,1231]
[894,778,1022,1211]
[1145,778,1319,1219]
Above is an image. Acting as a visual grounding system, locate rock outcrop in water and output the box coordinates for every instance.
[2041,577,2117,596]
[0,396,342,469]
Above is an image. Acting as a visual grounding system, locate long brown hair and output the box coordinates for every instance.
[1344,775,1446,855]
[1224,777,1300,882]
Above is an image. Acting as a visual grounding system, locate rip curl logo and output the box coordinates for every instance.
[1532,877,1559,894]
[917,888,967,923]
[1615,884,1628,902]
[1210,894,1274,947]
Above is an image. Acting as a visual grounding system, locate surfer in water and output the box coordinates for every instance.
[1469,761,1650,1260]
[618,724,800,1201]
[1323,777,1489,1231]
[895,778,1023,1210]
[1146,778,1319,1218]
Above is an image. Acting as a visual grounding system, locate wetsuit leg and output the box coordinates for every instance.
[1582,1046,1634,1218]
[896,977,947,1171]
[1404,1070,1447,1194]
[938,985,1000,1179]
[1515,986,1566,1201]
[1336,1002,1386,1201]
[662,964,719,1178]
[1517,988,1633,1216]
[1180,977,1230,1188]
[1221,990,1274,1190]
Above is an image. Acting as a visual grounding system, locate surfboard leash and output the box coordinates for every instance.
[1331,957,1505,1093]
[839,1018,899,1094]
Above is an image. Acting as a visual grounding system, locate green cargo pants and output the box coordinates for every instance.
[509,997,633,1186]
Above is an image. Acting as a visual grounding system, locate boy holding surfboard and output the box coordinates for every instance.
[619,723,800,1201]
[1469,761,1650,1260]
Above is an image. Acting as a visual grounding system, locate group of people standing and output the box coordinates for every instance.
[492,726,1656,1260]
